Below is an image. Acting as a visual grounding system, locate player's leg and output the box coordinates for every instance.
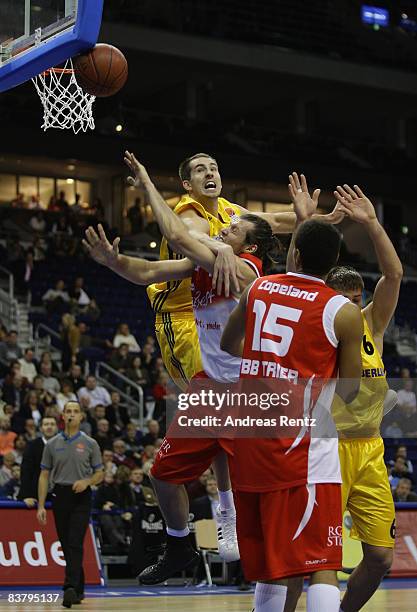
[307,570,340,611]
[340,543,393,612]
[211,448,239,561]
[138,437,223,584]
[340,438,395,611]
[253,577,304,612]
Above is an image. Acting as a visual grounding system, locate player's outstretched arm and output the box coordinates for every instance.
[220,285,251,357]
[83,225,193,285]
[334,184,403,340]
[334,302,364,404]
[286,172,320,272]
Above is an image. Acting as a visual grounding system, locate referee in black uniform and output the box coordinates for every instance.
[37,401,103,609]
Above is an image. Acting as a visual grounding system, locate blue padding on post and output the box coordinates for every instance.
[0,0,104,92]
[395,502,417,510]
[0,500,52,508]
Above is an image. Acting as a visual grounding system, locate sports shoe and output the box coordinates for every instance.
[62,588,77,609]
[138,536,200,585]
[215,506,240,562]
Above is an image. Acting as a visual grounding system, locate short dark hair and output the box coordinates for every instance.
[178,153,216,182]
[295,220,342,277]
[241,214,283,274]
[41,416,57,426]
[326,266,364,292]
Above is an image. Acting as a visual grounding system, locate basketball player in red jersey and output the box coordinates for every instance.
[221,191,364,612]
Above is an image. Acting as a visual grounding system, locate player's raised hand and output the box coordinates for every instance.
[288,172,320,221]
[334,184,377,225]
[124,150,151,188]
[83,224,120,268]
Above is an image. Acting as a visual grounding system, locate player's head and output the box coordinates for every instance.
[179,153,222,199]
[294,220,342,278]
[326,266,364,306]
[63,401,82,429]
[219,214,282,273]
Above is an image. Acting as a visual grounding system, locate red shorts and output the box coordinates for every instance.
[151,436,233,484]
[235,483,342,581]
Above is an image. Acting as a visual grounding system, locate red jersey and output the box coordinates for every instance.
[232,272,349,492]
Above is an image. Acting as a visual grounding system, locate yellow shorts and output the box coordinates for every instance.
[155,312,202,391]
[339,437,395,548]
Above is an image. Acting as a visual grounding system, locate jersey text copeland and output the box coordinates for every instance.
[258,279,319,301]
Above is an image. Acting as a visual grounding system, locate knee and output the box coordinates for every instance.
[364,547,393,575]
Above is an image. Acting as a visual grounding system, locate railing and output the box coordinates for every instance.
[34,323,62,359]
[95,361,144,430]
[0,265,14,299]
[0,265,18,330]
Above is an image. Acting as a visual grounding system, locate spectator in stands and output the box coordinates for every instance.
[0,330,23,364]
[39,362,60,397]
[23,418,37,442]
[39,351,59,375]
[397,379,416,411]
[187,469,214,501]
[397,402,417,438]
[18,348,38,384]
[389,456,414,489]
[191,476,219,520]
[112,439,137,470]
[32,237,47,261]
[56,380,77,413]
[42,280,70,315]
[0,417,17,456]
[29,211,47,233]
[141,420,160,447]
[60,313,78,372]
[0,464,21,499]
[383,420,403,438]
[79,410,92,436]
[78,375,111,408]
[48,195,59,212]
[127,197,145,234]
[89,404,107,435]
[126,356,151,393]
[56,191,69,213]
[144,335,157,352]
[68,363,85,392]
[392,478,417,502]
[32,375,54,407]
[95,419,113,451]
[19,390,44,427]
[6,236,24,267]
[124,422,143,454]
[102,449,117,475]
[0,401,14,421]
[141,343,155,371]
[18,415,59,505]
[130,467,156,504]
[11,193,26,208]
[389,445,414,474]
[2,374,25,410]
[152,371,176,423]
[113,323,141,353]
[12,435,27,465]
[73,322,112,370]
[94,469,133,552]
[15,251,36,296]
[0,452,16,486]
[105,391,130,434]
[69,277,91,311]
[109,344,131,376]
[81,298,101,323]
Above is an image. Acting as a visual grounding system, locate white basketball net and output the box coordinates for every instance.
[32,59,95,133]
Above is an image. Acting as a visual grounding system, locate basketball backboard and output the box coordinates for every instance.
[0,0,103,93]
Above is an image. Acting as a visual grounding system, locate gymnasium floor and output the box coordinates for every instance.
[1,581,417,611]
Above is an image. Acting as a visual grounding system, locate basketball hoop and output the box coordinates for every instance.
[32,58,95,133]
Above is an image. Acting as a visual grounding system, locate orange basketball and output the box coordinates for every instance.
[74,43,128,98]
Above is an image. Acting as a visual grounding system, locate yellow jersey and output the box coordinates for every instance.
[333,313,388,438]
[147,195,242,314]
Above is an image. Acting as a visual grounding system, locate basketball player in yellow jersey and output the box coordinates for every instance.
[136,152,306,390]
[327,184,403,612]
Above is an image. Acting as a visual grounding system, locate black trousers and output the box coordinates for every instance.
[52,485,91,595]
